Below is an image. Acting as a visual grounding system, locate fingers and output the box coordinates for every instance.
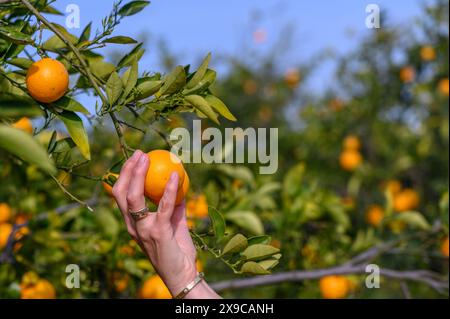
[157,172,179,222]
[112,150,142,211]
[127,153,150,212]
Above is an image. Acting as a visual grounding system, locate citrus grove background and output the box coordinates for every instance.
[0,0,449,299]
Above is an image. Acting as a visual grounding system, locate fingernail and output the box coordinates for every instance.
[170,172,178,181]
[132,150,141,159]
[139,154,148,165]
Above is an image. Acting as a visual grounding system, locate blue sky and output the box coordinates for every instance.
[43,0,425,113]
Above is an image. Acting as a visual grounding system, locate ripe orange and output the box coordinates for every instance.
[441,237,449,258]
[400,66,415,83]
[12,117,33,134]
[20,279,56,299]
[420,46,436,61]
[319,275,349,299]
[438,78,449,97]
[343,135,361,150]
[26,58,69,103]
[0,203,11,223]
[187,194,209,219]
[144,150,188,205]
[339,150,362,171]
[366,205,384,227]
[112,272,130,293]
[0,223,13,250]
[393,188,420,212]
[102,172,119,196]
[139,275,172,299]
[329,98,344,111]
[384,179,402,197]
[284,69,300,88]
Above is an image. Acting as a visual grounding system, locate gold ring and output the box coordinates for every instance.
[129,207,152,220]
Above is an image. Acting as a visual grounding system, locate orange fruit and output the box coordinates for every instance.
[144,150,188,205]
[284,69,300,88]
[329,98,344,111]
[400,66,415,83]
[441,237,449,258]
[339,150,362,171]
[196,260,203,272]
[393,188,420,212]
[258,105,273,123]
[139,275,172,299]
[102,173,119,196]
[26,58,69,103]
[438,78,449,97]
[186,194,209,219]
[0,223,13,250]
[20,279,56,299]
[12,117,33,134]
[343,135,361,150]
[14,214,30,241]
[243,79,257,95]
[384,179,402,197]
[319,275,349,299]
[0,203,11,223]
[420,46,436,61]
[112,272,130,293]
[366,205,384,227]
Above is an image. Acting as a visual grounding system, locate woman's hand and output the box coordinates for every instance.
[112,150,220,299]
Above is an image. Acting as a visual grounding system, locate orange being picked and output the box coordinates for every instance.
[0,223,13,250]
[102,173,119,196]
[12,117,33,134]
[339,149,362,171]
[343,135,361,150]
[0,202,11,223]
[144,150,189,205]
[441,237,449,258]
[26,58,69,103]
[366,205,384,227]
[393,188,420,212]
[139,275,171,299]
[319,275,350,299]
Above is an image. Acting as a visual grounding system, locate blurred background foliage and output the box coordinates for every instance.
[0,0,449,298]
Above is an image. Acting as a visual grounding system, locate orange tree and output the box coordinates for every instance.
[0,0,281,298]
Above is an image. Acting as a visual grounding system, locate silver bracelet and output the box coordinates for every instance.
[173,272,205,299]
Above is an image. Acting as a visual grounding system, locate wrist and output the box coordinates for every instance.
[183,279,221,299]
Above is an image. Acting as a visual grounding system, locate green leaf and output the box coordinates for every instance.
[247,235,271,246]
[182,69,216,95]
[78,22,92,43]
[122,60,138,99]
[186,53,211,89]
[95,207,119,239]
[241,244,280,261]
[221,234,248,256]
[6,57,33,69]
[208,206,226,243]
[52,96,90,115]
[0,125,56,174]
[258,259,279,270]
[394,211,431,230]
[157,65,186,96]
[117,43,145,68]
[106,72,123,106]
[85,56,116,81]
[58,111,91,160]
[204,95,237,121]
[240,261,270,275]
[0,26,33,45]
[185,95,219,124]
[0,93,43,118]
[226,211,264,235]
[134,79,162,100]
[52,137,76,153]
[102,36,137,44]
[119,0,151,16]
